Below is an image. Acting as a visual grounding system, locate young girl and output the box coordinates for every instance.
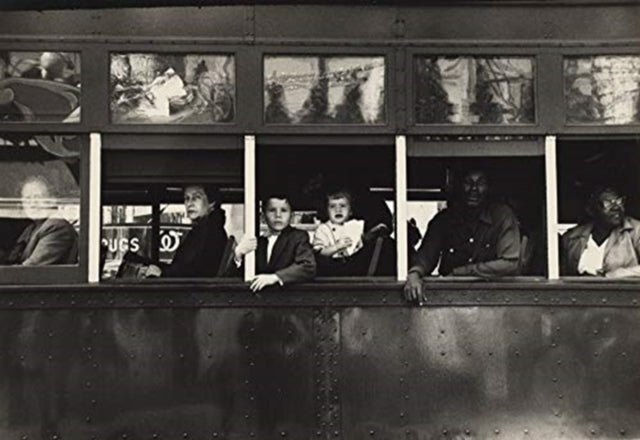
[313,190,365,259]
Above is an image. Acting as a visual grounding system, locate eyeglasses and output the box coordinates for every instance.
[601,196,626,210]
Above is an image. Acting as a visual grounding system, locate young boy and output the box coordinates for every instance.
[234,193,316,291]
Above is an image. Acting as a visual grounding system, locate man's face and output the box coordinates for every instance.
[593,190,625,228]
[22,180,53,220]
[327,196,351,225]
[462,170,489,208]
[263,198,292,233]
[184,186,211,221]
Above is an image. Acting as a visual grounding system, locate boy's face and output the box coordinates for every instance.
[327,196,351,225]
[263,198,292,233]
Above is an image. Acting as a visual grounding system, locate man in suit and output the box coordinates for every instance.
[234,193,316,291]
[3,176,78,265]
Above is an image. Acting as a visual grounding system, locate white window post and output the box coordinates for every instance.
[244,135,256,282]
[88,133,102,283]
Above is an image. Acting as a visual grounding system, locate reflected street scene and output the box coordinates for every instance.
[264,55,385,124]
[414,56,534,125]
[0,51,81,123]
[110,53,235,124]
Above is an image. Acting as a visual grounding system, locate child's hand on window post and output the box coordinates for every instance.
[250,274,281,292]
[234,234,257,260]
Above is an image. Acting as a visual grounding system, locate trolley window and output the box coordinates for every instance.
[256,140,396,278]
[407,136,546,278]
[0,50,81,123]
[110,52,235,124]
[564,55,640,125]
[263,55,385,125]
[557,137,640,279]
[0,133,84,283]
[414,56,535,125]
[101,136,243,281]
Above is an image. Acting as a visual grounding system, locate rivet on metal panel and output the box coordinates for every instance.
[524,429,529,435]
[85,381,92,388]
[494,429,500,435]
[182,433,188,438]
[85,416,91,423]
[465,429,471,435]
[571,298,577,304]
[621,352,628,357]
[250,432,255,437]
[442,429,448,436]
[590,429,596,435]
[129,354,135,359]
[515,350,521,357]
[594,352,599,357]
[244,414,250,419]
[551,343,557,348]
[552,377,558,383]
[601,297,608,304]
[400,412,405,418]
[333,431,339,437]
[21,435,28,440]
[152,434,158,439]
[122,434,127,439]
[633,299,638,305]
[620,429,626,435]
[8,302,14,307]
[534,297,539,303]
[48,355,53,361]
[91,399,97,405]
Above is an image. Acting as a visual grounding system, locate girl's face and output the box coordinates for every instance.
[327,196,351,225]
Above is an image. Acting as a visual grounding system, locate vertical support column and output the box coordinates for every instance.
[88,133,102,283]
[244,135,256,282]
[545,135,560,280]
[395,135,408,281]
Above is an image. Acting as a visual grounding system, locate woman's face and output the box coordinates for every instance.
[327,196,351,225]
[593,189,625,228]
[184,186,212,221]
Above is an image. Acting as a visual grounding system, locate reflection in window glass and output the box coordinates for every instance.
[264,56,385,124]
[414,56,535,125]
[564,56,640,125]
[110,53,235,124]
[0,51,81,122]
[0,135,80,266]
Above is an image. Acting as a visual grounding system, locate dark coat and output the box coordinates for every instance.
[162,208,228,278]
[256,226,316,284]
[8,218,78,265]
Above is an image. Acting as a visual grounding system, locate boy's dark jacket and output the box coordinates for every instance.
[231,226,316,284]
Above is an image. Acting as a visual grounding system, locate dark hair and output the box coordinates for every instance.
[185,184,220,204]
[260,192,292,210]
[586,185,623,217]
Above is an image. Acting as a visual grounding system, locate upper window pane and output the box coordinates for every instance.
[0,134,81,266]
[414,56,535,125]
[564,55,640,125]
[0,51,81,123]
[264,55,386,124]
[110,53,235,124]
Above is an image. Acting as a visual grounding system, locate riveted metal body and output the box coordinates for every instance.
[0,283,637,439]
